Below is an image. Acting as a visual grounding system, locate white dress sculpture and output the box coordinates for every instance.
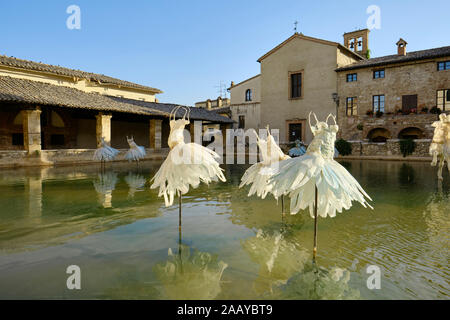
[239,126,290,200]
[430,113,449,180]
[267,113,372,261]
[151,106,226,207]
[93,137,119,162]
[125,136,146,162]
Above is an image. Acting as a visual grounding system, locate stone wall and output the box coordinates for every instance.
[339,113,439,141]
[0,148,169,168]
[347,139,431,157]
[337,57,450,141]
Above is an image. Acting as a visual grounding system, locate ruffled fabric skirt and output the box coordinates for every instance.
[125,146,146,161]
[239,163,275,199]
[93,145,119,161]
[151,143,226,206]
[267,153,372,217]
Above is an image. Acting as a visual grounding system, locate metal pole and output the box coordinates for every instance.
[313,185,318,263]
[179,192,182,232]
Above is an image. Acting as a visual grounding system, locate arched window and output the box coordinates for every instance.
[245,89,252,102]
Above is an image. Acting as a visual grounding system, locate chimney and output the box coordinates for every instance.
[217,96,222,108]
[230,81,235,87]
[206,99,212,110]
[396,38,407,56]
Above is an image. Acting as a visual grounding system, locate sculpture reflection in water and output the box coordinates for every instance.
[93,171,118,208]
[423,181,449,251]
[124,172,146,199]
[242,216,308,296]
[277,263,360,300]
[242,215,360,299]
[153,222,228,300]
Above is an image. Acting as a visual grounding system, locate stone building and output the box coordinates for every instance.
[227,74,261,131]
[229,32,363,145]
[336,41,450,143]
[0,55,233,167]
[195,96,230,110]
[228,29,449,157]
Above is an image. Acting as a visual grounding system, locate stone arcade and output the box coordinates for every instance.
[0,55,233,167]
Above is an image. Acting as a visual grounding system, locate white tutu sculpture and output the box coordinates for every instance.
[124,136,146,162]
[267,112,372,261]
[151,106,226,208]
[239,126,290,213]
[430,113,449,180]
[93,137,119,162]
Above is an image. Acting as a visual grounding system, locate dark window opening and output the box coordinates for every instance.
[437,61,450,71]
[373,69,385,79]
[346,73,357,82]
[238,115,245,129]
[50,134,65,146]
[245,89,252,102]
[12,133,24,146]
[290,73,302,98]
[288,123,302,142]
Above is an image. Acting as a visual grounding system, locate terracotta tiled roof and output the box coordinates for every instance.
[0,76,233,123]
[336,46,450,71]
[0,55,162,93]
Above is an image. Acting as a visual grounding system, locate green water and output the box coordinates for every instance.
[0,160,448,299]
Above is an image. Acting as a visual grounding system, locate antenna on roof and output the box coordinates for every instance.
[294,21,298,33]
[214,80,228,99]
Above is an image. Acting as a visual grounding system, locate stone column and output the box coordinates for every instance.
[150,119,162,150]
[96,113,112,147]
[22,109,42,155]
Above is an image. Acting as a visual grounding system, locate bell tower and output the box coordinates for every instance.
[343,29,370,57]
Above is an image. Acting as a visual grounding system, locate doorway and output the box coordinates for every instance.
[288,123,302,142]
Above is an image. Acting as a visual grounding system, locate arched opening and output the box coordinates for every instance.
[245,89,252,102]
[11,112,24,148]
[398,127,423,140]
[367,127,391,143]
[41,109,67,149]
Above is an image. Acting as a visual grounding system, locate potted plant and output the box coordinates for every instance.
[356,123,363,131]
[430,106,441,114]
[420,107,428,114]
[409,108,417,114]
[375,110,384,118]
[366,110,374,116]
[396,109,403,115]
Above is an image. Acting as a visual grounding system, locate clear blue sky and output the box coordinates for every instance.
[1,0,449,105]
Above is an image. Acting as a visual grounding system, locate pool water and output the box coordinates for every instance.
[0,160,448,299]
